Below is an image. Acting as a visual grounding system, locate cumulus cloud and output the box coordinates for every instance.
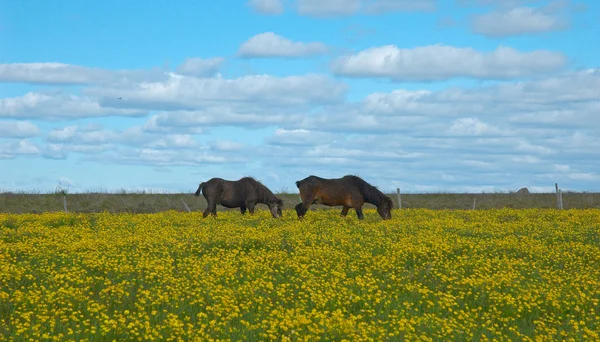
[145,107,303,130]
[247,0,284,14]
[42,123,210,163]
[241,69,599,192]
[95,148,249,167]
[2,62,345,121]
[2,60,599,191]
[46,124,199,150]
[313,69,600,131]
[175,57,225,77]
[296,0,435,16]
[266,128,334,146]
[447,118,505,136]
[0,63,167,85]
[196,69,576,140]
[472,6,568,37]
[0,139,40,159]
[0,92,147,120]
[0,121,40,138]
[238,32,329,58]
[91,73,347,111]
[331,44,567,81]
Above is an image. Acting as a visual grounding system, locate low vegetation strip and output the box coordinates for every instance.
[1,191,600,213]
[1,209,600,341]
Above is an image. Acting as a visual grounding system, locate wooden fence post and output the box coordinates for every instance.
[559,189,564,210]
[63,196,68,213]
[396,188,402,209]
[555,183,560,209]
[472,196,476,210]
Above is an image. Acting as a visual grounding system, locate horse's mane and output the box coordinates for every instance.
[240,177,279,203]
[344,175,390,207]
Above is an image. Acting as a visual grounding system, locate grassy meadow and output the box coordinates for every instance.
[1,190,599,214]
[1,208,600,341]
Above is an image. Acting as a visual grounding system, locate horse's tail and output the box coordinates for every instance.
[195,182,206,196]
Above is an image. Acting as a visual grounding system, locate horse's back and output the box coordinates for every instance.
[297,175,359,196]
[295,175,325,189]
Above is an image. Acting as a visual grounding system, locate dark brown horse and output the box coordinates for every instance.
[194,177,284,218]
[294,175,393,220]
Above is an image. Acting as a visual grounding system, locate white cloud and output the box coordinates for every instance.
[0,92,147,120]
[37,122,253,167]
[567,172,600,181]
[142,116,204,134]
[42,123,209,163]
[238,32,329,58]
[96,148,249,167]
[2,59,599,192]
[0,121,40,138]
[247,69,598,192]
[300,70,600,134]
[331,44,566,81]
[176,57,225,77]
[472,6,567,37]
[448,118,503,136]
[0,139,40,159]
[146,107,303,130]
[211,140,246,151]
[2,63,346,122]
[46,124,199,150]
[90,73,346,110]
[0,63,167,85]
[296,0,435,16]
[266,128,334,146]
[247,0,284,14]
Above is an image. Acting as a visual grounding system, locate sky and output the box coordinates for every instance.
[0,0,599,194]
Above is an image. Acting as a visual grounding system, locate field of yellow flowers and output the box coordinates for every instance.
[1,208,600,341]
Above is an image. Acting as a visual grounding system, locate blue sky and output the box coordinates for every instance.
[1,0,599,193]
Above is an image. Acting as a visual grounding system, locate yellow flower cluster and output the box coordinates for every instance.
[1,208,599,341]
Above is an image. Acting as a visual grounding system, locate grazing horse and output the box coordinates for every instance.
[294,175,393,220]
[194,177,284,218]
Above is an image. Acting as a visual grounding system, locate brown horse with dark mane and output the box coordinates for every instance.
[294,175,393,220]
[194,177,284,218]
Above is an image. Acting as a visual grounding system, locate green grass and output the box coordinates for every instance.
[0,190,598,213]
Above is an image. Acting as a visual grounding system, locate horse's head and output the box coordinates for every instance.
[377,196,393,220]
[268,198,284,218]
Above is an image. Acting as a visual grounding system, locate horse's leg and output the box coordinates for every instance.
[247,202,256,215]
[204,200,216,218]
[340,206,350,217]
[355,206,364,220]
[240,206,247,215]
[296,192,315,218]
